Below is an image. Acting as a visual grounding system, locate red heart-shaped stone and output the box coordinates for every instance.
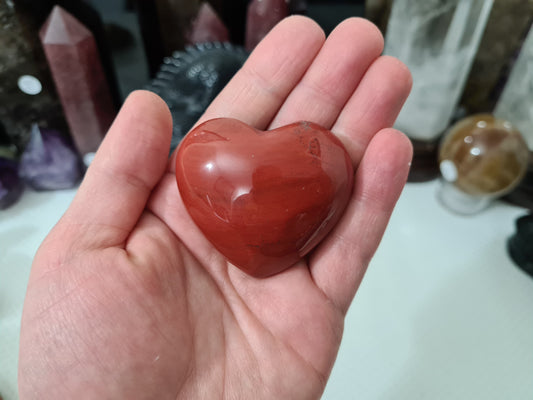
[175,118,354,277]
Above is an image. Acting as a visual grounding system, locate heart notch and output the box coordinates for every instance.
[176,118,354,277]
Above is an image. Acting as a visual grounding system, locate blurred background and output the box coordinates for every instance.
[1,0,533,206]
[1,1,533,399]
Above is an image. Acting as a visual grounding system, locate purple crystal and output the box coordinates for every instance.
[19,125,82,190]
[0,157,24,210]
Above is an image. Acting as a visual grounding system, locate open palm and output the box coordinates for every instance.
[19,16,412,399]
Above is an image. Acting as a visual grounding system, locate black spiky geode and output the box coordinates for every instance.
[146,42,249,153]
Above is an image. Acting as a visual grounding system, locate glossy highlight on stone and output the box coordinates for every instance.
[176,118,354,277]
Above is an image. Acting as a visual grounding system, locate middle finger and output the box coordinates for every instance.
[268,17,384,130]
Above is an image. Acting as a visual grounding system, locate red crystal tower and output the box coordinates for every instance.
[187,2,229,44]
[40,6,115,157]
[245,0,289,51]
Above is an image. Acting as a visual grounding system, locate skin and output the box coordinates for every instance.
[18,17,413,400]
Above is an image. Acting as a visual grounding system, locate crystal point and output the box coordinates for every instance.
[385,0,493,141]
[19,125,82,191]
[187,2,229,44]
[40,6,92,45]
[40,6,115,157]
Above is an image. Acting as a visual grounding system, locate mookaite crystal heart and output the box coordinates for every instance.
[175,118,354,277]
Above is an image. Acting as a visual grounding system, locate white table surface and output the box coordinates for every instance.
[1,180,532,399]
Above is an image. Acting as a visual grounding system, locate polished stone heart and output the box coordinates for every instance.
[175,118,354,277]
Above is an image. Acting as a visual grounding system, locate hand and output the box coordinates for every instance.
[19,16,412,399]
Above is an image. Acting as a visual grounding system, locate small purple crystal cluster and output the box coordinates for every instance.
[19,125,83,191]
[0,125,83,210]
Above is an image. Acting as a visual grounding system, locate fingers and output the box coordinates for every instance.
[159,16,413,308]
[309,129,413,315]
[285,22,411,313]
[261,18,411,314]
[269,17,384,130]
[62,91,173,249]
[197,15,326,130]
[333,55,412,164]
